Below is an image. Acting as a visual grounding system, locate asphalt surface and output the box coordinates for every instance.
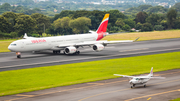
[0,38,180,71]
[0,38,180,101]
[1,69,180,101]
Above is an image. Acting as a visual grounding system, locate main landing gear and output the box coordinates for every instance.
[131,84,136,88]
[53,50,60,54]
[16,52,21,58]
[143,84,146,88]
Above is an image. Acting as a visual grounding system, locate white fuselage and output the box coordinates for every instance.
[129,76,151,85]
[8,33,98,52]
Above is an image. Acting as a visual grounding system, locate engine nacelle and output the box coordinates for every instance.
[64,47,77,54]
[93,44,105,52]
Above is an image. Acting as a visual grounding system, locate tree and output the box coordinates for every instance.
[115,18,125,28]
[135,22,142,30]
[60,17,72,34]
[172,2,180,12]
[146,6,168,14]
[160,20,168,30]
[135,12,148,24]
[122,24,131,31]
[53,17,72,35]
[0,3,11,11]
[0,15,11,33]
[53,10,75,22]
[107,10,125,26]
[2,12,17,32]
[109,26,121,33]
[53,18,63,35]
[138,5,152,11]
[154,25,164,31]
[88,10,106,30]
[124,19,136,28]
[31,13,51,35]
[69,17,91,34]
[14,15,36,36]
[146,14,161,26]
[141,23,153,32]
[167,9,177,29]
[174,18,180,29]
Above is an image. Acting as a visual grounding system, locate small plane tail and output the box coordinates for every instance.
[96,14,109,40]
[148,67,153,77]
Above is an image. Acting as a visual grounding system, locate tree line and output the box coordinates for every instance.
[0,9,180,39]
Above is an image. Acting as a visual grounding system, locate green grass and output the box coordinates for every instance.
[0,51,180,96]
[0,40,15,52]
[170,98,180,101]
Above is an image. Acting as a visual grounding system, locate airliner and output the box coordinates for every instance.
[114,67,165,88]
[8,14,138,58]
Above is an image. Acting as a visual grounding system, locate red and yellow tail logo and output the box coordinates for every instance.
[96,14,109,33]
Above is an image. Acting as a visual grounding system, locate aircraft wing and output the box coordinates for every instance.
[57,38,139,48]
[150,76,166,79]
[133,76,166,79]
[114,74,134,78]
[58,41,108,48]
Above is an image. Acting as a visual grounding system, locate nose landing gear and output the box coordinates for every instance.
[16,52,21,58]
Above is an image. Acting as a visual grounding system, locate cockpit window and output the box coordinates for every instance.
[135,78,139,80]
[11,44,17,46]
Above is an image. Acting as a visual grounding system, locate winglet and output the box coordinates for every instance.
[134,37,140,42]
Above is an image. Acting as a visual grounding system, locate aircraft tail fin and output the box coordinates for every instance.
[96,14,109,40]
[96,14,109,33]
[148,67,153,77]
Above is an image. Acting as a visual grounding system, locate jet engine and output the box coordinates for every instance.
[93,44,105,52]
[64,47,77,54]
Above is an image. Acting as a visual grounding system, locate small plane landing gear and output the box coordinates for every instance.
[16,52,21,58]
[144,84,146,88]
[131,84,135,88]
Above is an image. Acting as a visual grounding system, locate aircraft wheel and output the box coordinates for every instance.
[76,51,80,54]
[57,50,60,54]
[17,55,21,58]
[144,84,146,88]
[131,86,133,88]
[133,84,135,87]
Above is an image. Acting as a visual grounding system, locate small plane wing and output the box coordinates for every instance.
[150,76,166,79]
[114,74,134,78]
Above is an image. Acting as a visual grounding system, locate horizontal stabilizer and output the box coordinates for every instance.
[23,33,36,39]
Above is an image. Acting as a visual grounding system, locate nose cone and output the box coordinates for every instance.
[8,45,13,51]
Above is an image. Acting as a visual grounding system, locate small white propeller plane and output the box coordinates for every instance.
[114,67,165,88]
[8,14,139,58]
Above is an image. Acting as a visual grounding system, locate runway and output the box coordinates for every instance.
[1,69,180,101]
[0,38,180,71]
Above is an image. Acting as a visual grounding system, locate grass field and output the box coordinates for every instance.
[171,98,180,101]
[0,30,180,52]
[0,51,180,96]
